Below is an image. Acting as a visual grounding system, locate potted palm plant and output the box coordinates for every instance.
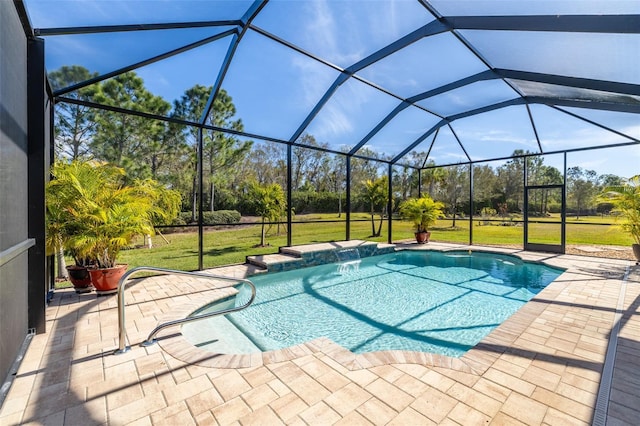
[47,160,181,294]
[599,175,640,264]
[399,195,444,243]
[46,160,108,293]
[76,175,180,294]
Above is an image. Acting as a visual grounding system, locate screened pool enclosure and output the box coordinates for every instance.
[27,0,640,266]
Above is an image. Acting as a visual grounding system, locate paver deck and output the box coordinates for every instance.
[1,243,639,425]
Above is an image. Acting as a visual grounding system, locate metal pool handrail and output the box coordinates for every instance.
[114,266,256,355]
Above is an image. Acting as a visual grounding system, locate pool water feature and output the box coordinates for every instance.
[183,250,564,357]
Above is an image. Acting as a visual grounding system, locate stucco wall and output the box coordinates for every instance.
[0,0,31,386]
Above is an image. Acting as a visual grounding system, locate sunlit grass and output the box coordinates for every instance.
[55,213,632,288]
[114,214,633,272]
[429,216,633,246]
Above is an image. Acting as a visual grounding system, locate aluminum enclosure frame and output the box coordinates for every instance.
[33,1,640,264]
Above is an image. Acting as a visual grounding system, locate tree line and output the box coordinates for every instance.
[51,65,629,224]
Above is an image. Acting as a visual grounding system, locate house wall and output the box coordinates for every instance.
[0,0,48,388]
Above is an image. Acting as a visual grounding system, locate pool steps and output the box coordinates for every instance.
[246,240,396,272]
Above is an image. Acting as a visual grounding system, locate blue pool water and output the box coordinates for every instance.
[186,251,564,357]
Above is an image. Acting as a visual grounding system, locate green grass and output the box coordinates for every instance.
[121,214,632,269]
[120,215,395,271]
[55,213,633,287]
[429,216,634,246]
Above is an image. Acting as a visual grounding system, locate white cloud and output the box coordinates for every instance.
[569,144,640,178]
[541,124,637,151]
[303,0,362,65]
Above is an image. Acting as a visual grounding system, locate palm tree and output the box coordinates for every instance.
[362,177,389,237]
[599,175,640,262]
[248,181,286,247]
[421,161,446,196]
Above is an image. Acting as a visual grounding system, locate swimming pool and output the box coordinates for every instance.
[183,250,564,357]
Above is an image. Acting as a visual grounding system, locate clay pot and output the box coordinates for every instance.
[89,264,128,295]
[66,265,93,293]
[415,231,431,244]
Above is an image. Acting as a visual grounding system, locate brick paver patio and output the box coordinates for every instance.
[1,243,638,425]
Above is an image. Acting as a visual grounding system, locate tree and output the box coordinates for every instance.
[439,165,469,228]
[567,166,598,219]
[524,156,563,215]
[92,71,171,179]
[203,89,252,212]
[46,193,70,279]
[292,134,329,191]
[48,66,99,160]
[242,143,287,187]
[537,165,563,214]
[247,181,286,247]
[350,147,383,192]
[392,165,414,201]
[173,85,251,217]
[204,127,252,212]
[421,160,446,198]
[597,174,624,214]
[142,119,189,184]
[326,155,346,217]
[134,177,183,247]
[525,155,544,186]
[497,152,526,212]
[310,151,336,193]
[472,164,498,212]
[46,160,123,274]
[362,176,389,237]
[600,174,623,188]
[172,84,210,220]
[397,151,428,199]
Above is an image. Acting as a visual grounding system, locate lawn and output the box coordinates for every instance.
[55,213,632,288]
[116,213,632,270]
[433,215,633,246]
[119,213,398,272]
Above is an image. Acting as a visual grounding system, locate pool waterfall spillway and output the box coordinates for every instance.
[335,248,362,274]
[113,267,256,355]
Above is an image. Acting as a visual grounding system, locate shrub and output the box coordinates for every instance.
[171,215,188,226]
[177,212,196,224]
[203,210,241,225]
[174,210,241,225]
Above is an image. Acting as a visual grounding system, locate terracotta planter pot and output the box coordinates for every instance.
[415,231,431,244]
[66,265,93,293]
[633,244,640,264]
[89,264,128,296]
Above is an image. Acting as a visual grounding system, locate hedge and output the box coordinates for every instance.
[174,210,241,225]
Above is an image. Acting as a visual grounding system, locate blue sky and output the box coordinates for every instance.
[25,0,640,178]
